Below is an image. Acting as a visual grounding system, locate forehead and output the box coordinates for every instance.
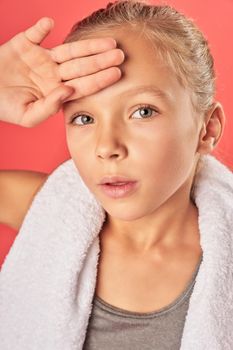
[65,27,189,107]
[83,27,173,76]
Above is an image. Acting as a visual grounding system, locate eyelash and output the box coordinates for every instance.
[69,104,159,126]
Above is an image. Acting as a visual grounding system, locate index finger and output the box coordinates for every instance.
[49,37,117,63]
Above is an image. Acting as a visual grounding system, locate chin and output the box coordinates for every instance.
[103,205,150,222]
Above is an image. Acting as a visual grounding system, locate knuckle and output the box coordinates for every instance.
[69,42,76,59]
[93,55,103,70]
[86,38,95,53]
[75,58,83,75]
[95,72,106,90]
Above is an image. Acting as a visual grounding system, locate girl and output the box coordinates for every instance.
[0,1,232,349]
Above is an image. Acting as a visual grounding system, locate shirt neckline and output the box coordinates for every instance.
[93,253,203,319]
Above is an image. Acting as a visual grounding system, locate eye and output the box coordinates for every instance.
[70,114,94,126]
[131,105,159,119]
[70,105,158,126]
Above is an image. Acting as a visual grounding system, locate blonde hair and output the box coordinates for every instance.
[64,0,216,117]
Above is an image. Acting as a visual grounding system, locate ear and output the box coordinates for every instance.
[197,101,226,155]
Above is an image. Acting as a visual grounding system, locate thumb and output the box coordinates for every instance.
[24,17,55,45]
[22,85,74,127]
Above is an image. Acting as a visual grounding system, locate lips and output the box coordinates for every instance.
[99,175,136,185]
[99,180,138,198]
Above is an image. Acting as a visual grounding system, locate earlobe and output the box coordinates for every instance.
[197,101,225,155]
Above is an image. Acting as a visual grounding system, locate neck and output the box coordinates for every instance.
[100,197,199,255]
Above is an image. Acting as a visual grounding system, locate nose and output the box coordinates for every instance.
[95,125,127,160]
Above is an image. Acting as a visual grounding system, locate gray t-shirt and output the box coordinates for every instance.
[83,254,202,350]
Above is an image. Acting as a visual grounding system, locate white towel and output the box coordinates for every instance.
[0,154,232,350]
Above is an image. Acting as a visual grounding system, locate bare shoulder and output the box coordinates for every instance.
[0,170,49,231]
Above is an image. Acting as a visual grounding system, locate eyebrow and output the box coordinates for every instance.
[68,84,173,105]
[121,85,173,103]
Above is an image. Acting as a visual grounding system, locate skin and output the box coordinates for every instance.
[63,27,225,311]
[0,17,125,127]
[0,19,225,311]
[63,27,225,258]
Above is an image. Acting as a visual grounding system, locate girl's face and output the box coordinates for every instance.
[63,28,202,222]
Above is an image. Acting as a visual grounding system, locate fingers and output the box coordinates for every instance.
[63,67,122,101]
[24,17,54,45]
[21,85,74,127]
[49,37,117,63]
[59,48,125,81]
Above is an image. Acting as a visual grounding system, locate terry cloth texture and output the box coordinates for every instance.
[0,154,232,350]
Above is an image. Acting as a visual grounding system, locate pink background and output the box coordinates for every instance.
[0,0,233,268]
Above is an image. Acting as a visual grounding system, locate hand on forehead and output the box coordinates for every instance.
[62,28,180,113]
[62,28,174,104]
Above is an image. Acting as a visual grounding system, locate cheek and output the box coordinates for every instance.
[72,155,93,182]
[65,136,93,185]
[138,125,196,186]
